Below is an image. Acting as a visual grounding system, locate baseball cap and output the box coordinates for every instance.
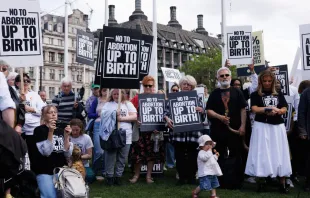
[197,135,216,147]
[92,84,100,89]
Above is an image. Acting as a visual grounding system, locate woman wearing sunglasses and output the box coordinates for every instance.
[129,76,165,184]
[15,73,45,135]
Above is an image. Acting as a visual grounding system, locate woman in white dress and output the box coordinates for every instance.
[245,70,292,193]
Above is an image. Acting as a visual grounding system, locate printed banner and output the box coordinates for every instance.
[139,34,153,80]
[168,91,203,133]
[0,0,43,67]
[161,67,182,83]
[94,32,103,85]
[138,94,166,132]
[283,96,293,132]
[272,65,290,96]
[300,24,310,70]
[195,87,205,109]
[100,26,142,89]
[76,29,94,66]
[140,163,163,174]
[226,26,253,65]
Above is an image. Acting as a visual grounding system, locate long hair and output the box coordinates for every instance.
[257,70,278,96]
[108,89,126,103]
[69,118,85,135]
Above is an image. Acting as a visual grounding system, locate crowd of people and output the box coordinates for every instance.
[1,59,310,198]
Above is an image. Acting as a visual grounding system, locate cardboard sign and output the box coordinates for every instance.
[272,65,290,96]
[300,24,310,70]
[76,29,94,66]
[140,163,163,174]
[161,67,182,83]
[168,91,203,133]
[94,32,103,85]
[0,0,43,67]
[226,26,253,65]
[195,87,205,109]
[283,96,293,131]
[139,34,153,80]
[139,94,166,132]
[100,26,142,89]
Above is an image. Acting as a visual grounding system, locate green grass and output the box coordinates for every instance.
[89,168,310,198]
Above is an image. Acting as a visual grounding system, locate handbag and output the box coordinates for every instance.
[100,127,126,151]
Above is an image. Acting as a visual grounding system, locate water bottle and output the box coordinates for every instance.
[153,134,159,153]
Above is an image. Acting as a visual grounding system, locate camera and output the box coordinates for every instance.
[55,120,69,129]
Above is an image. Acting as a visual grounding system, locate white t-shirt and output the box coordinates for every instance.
[103,101,137,144]
[0,72,15,111]
[70,134,94,167]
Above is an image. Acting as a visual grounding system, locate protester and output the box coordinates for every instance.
[102,89,137,186]
[245,70,291,193]
[298,80,310,94]
[164,75,204,185]
[170,83,179,93]
[27,105,73,198]
[86,84,100,114]
[69,118,94,182]
[52,77,78,123]
[88,87,107,180]
[39,90,47,105]
[130,76,164,184]
[192,135,222,198]
[15,73,45,135]
[6,72,18,87]
[207,67,247,189]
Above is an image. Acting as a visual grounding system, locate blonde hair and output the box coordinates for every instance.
[257,70,278,96]
[108,89,127,103]
[179,75,197,89]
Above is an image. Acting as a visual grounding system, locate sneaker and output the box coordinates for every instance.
[96,176,104,181]
[106,177,114,186]
[286,179,294,188]
[279,184,290,194]
[246,177,256,184]
[114,177,122,186]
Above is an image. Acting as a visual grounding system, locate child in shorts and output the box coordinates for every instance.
[192,135,222,198]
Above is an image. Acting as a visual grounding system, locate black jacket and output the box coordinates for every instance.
[298,88,310,139]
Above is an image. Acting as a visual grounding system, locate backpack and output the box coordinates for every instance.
[53,167,89,198]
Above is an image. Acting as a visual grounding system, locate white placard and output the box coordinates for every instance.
[300,24,310,70]
[0,0,43,67]
[252,30,265,66]
[161,67,182,83]
[226,26,253,65]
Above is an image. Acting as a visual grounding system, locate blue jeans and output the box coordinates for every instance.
[36,174,56,198]
[165,142,175,168]
[93,122,105,174]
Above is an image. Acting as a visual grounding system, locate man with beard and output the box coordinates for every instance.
[206,67,247,189]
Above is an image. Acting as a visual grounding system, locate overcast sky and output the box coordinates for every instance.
[40,0,310,73]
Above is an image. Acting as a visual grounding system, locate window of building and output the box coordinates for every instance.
[50,69,55,80]
[29,67,34,78]
[58,53,64,63]
[48,24,52,31]
[42,68,45,80]
[53,17,57,23]
[77,75,82,82]
[71,27,76,34]
[161,31,176,40]
[57,25,62,33]
[74,17,79,24]
[71,53,75,63]
[49,87,55,99]
[193,39,204,48]
[72,75,75,82]
[59,70,65,80]
[58,39,63,46]
[71,39,75,48]
[48,38,53,45]
[43,51,46,61]
[48,52,55,62]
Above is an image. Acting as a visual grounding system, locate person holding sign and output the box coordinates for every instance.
[130,76,165,184]
[245,70,291,193]
[206,67,247,189]
[102,89,137,186]
[164,75,204,185]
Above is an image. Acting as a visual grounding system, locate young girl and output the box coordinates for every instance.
[70,119,94,183]
[192,135,222,198]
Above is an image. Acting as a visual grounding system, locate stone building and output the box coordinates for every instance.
[94,0,220,89]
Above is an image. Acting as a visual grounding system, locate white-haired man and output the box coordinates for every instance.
[206,67,247,189]
[52,77,78,123]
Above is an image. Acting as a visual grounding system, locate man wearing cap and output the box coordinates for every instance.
[86,84,100,114]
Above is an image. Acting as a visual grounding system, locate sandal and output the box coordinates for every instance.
[146,177,154,184]
[192,190,198,198]
[129,175,139,184]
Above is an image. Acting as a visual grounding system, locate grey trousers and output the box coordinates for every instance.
[105,144,131,178]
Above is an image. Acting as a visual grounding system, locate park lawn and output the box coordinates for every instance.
[89,168,310,198]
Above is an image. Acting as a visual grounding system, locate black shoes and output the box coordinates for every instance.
[279,184,290,194]
[106,177,114,186]
[114,177,122,186]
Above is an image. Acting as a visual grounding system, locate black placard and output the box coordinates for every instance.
[76,29,94,66]
[273,65,290,96]
[139,34,153,80]
[168,91,203,133]
[100,26,142,89]
[138,94,166,132]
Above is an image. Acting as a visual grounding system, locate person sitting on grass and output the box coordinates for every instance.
[192,135,222,198]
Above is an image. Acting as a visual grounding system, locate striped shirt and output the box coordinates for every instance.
[52,91,75,123]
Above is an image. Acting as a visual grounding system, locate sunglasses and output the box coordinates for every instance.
[219,74,230,78]
[24,79,31,83]
[0,67,7,72]
[172,89,179,92]
[143,84,153,88]
[233,83,241,86]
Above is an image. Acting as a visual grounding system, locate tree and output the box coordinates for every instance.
[181,49,237,91]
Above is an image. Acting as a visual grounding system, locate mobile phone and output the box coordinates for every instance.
[56,120,68,129]
[264,108,273,113]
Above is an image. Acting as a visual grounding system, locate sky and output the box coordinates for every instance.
[39,0,310,74]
